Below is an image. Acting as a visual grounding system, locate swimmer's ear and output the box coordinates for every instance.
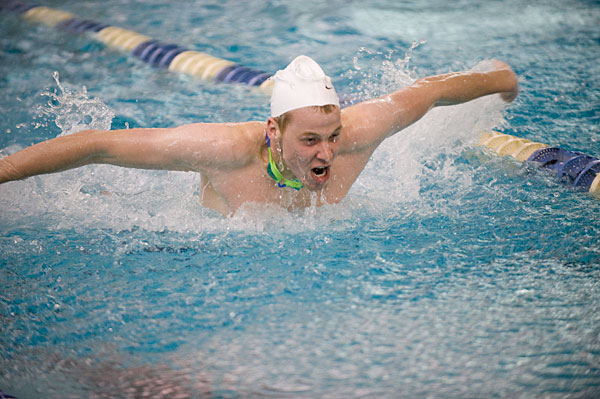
[266,117,282,141]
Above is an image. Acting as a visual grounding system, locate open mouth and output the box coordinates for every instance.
[312,167,327,176]
[311,166,330,183]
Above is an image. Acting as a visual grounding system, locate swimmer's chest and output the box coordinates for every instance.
[200,155,363,212]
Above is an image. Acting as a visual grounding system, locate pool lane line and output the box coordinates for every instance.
[0,1,367,107]
[479,131,600,197]
[1,1,275,92]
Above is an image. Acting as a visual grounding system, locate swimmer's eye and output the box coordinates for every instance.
[302,137,318,145]
[302,133,339,146]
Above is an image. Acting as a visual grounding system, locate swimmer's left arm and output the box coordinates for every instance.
[340,60,518,153]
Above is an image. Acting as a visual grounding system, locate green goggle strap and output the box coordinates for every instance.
[266,133,303,190]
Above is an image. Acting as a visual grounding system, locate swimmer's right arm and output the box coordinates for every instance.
[0,122,256,184]
[0,129,115,184]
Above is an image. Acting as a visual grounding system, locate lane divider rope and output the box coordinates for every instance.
[0,1,368,105]
[1,0,275,92]
[479,131,600,197]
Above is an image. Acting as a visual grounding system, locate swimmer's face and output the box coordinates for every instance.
[276,106,342,191]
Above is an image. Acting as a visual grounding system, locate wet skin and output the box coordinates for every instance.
[198,106,379,214]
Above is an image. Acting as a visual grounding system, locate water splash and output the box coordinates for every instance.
[37,71,115,136]
[345,42,424,101]
[344,47,511,213]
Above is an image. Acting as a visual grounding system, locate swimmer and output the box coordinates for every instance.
[0,56,518,215]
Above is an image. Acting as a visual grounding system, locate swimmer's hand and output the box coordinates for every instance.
[492,60,518,103]
[472,59,519,103]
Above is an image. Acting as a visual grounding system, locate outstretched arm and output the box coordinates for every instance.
[340,60,518,152]
[0,128,169,184]
[0,122,258,184]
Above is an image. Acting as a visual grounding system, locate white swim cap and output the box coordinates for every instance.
[270,55,340,117]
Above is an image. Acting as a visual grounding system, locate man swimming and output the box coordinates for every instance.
[0,55,518,215]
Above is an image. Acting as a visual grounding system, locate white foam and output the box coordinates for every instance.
[347,51,510,215]
[37,71,115,136]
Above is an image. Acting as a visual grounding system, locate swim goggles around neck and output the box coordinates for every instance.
[265,132,303,190]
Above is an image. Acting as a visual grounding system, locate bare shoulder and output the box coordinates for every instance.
[337,97,405,155]
[172,121,263,147]
[170,121,265,171]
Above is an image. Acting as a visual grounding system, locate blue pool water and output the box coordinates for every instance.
[1,0,600,397]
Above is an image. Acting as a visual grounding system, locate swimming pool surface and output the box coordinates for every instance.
[1,0,599,397]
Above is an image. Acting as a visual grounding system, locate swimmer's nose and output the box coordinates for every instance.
[316,141,334,162]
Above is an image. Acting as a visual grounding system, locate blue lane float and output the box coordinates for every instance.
[1,0,36,13]
[574,160,600,190]
[57,17,107,33]
[132,41,187,68]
